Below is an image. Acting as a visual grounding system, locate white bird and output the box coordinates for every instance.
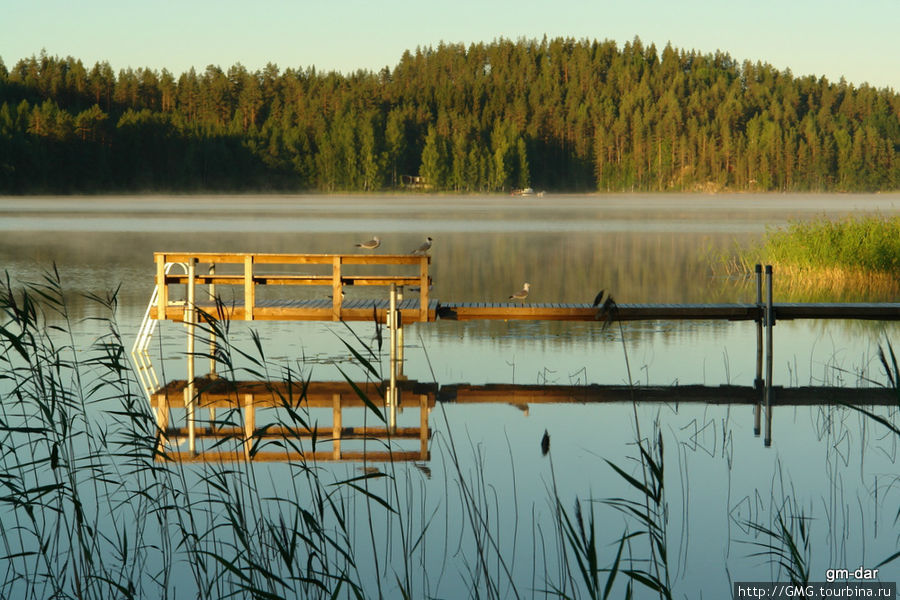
[509,282,530,303]
[411,236,433,255]
[355,236,380,250]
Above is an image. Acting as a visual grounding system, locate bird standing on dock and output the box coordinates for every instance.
[355,236,380,250]
[411,236,433,255]
[509,282,530,303]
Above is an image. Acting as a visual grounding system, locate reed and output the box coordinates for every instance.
[0,270,394,599]
[746,215,900,276]
[6,268,898,597]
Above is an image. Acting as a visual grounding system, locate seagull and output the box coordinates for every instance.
[355,236,380,250]
[509,282,530,303]
[411,236,433,255]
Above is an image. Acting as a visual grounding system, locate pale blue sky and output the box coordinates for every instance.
[2,0,897,91]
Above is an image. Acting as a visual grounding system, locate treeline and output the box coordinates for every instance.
[1,38,898,194]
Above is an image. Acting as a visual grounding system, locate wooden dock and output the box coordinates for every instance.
[147,252,900,325]
[152,251,434,324]
[135,255,900,457]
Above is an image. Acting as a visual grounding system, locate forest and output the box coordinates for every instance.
[0,37,898,194]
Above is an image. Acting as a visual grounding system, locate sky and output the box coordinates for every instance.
[2,0,898,92]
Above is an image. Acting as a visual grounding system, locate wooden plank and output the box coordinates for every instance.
[243,255,254,320]
[151,378,435,407]
[163,425,429,440]
[158,449,428,463]
[775,302,900,320]
[419,256,429,322]
[439,303,763,322]
[439,383,898,406]
[332,256,342,321]
[156,254,167,320]
[165,274,425,286]
[159,252,429,266]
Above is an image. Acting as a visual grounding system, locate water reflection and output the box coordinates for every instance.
[149,376,899,462]
[151,378,433,462]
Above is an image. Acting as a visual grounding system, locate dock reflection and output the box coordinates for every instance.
[150,378,897,462]
[151,379,434,463]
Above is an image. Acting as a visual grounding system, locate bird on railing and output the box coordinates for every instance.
[509,282,530,303]
[355,236,380,250]
[411,236,433,255]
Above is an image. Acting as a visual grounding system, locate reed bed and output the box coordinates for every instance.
[758,215,900,272]
[736,215,900,295]
[2,269,900,598]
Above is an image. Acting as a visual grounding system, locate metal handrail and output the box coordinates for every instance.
[131,262,187,401]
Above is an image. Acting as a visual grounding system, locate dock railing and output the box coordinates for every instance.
[153,252,432,323]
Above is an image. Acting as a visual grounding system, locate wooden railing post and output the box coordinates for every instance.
[156,254,167,319]
[243,394,255,460]
[419,255,429,322]
[244,254,254,321]
[186,257,198,454]
[332,256,343,321]
[208,263,217,379]
[419,393,428,459]
[332,394,342,460]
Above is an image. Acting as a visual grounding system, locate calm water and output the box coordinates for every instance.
[2,193,900,597]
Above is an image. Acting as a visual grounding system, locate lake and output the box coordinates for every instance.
[1,193,899,598]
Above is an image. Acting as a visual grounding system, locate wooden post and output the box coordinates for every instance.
[332,394,342,460]
[397,286,405,378]
[186,257,197,454]
[244,255,254,321]
[418,256,429,322]
[185,386,195,454]
[208,263,217,381]
[156,254,167,320]
[332,256,343,321]
[419,394,428,459]
[154,395,169,457]
[243,394,255,460]
[389,284,398,430]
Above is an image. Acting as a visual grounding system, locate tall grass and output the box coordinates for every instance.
[749,215,900,274]
[1,269,654,599]
[0,270,403,599]
[4,269,899,597]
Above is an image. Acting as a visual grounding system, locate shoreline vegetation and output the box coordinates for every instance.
[1,37,898,195]
[733,215,900,299]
